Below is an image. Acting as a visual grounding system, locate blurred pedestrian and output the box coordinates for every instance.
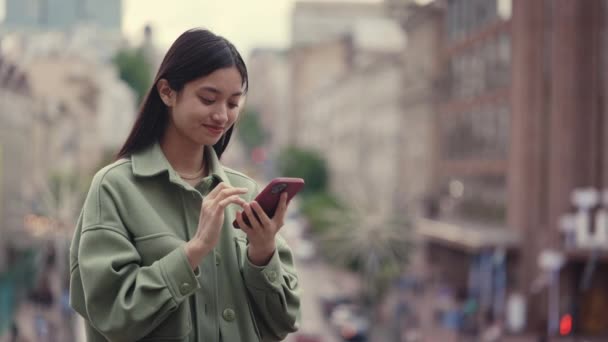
[28,270,54,308]
[34,313,48,340]
[69,28,301,341]
[480,311,503,342]
[9,321,19,342]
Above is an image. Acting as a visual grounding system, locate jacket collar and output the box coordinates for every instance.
[131,142,229,186]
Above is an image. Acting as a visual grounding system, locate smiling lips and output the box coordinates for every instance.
[203,124,224,135]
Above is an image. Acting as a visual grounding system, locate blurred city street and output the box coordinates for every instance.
[286,260,347,342]
[2,0,608,341]
[281,215,359,342]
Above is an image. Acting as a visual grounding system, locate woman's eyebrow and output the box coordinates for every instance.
[199,86,242,97]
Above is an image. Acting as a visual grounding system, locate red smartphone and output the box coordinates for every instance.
[233,177,305,229]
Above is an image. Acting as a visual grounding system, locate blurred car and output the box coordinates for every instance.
[319,294,355,319]
[293,239,317,262]
[329,304,370,342]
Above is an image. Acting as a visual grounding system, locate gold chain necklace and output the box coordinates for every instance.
[177,164,205,180]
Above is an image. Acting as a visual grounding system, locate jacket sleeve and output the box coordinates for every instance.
[242,236,301,341]
[72,171,200,342]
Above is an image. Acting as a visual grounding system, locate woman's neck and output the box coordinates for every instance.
[160,128,207,178]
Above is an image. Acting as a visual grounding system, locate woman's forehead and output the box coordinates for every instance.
[189,67,244,95]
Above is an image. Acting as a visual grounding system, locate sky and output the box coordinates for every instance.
[122,0,299,59]
[122,0,385,58]
[0,0,386,59]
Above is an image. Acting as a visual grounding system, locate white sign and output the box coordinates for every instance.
[538,250,565,271]
[506,293,526,333]
[561,188,608,249]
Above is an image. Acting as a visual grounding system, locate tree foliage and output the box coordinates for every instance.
[236,109,267,152]
[112,48,152,104]
[277,146,328,195]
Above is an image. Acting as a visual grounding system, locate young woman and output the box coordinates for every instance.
[69,28,300,342]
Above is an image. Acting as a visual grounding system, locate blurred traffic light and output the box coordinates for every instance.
[559,314,572,336]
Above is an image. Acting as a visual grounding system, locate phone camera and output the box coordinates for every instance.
[271,183,288,194]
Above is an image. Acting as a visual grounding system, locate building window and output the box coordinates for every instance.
[447,0,508,42]
[446,174,507,223]
[442,104,510,161]
[447,33,511,101]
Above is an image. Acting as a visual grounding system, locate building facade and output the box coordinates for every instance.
[304,47,405,215]
[436,0,512,225]
[391,0,516,339]
[0,55,38,270]
[245,48,291,157]
[395,3,443,215]
[289,1,387,147]
[510,0,608,337]
[403,0,608,338]
[26,56,135,177]
[289,1,413,217]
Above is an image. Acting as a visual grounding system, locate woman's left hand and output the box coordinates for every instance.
[236,192,289,266]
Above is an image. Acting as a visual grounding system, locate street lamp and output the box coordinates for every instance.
[537,249,565,337]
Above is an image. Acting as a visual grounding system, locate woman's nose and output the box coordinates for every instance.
[211,105,228,123]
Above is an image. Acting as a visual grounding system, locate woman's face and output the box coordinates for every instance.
[160,66,244,146]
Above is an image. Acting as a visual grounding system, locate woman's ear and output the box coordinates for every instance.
[157,79,175,107]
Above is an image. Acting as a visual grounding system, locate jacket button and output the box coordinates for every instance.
[222,308,236,322]
[180,282,192,295]
[267,271,278,282]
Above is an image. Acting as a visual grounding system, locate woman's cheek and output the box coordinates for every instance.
[229,111,240,124]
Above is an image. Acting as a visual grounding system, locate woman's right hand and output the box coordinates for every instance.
[185,182,248,269]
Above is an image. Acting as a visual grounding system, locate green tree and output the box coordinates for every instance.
[112,48,152,104]
[299,191,344,235]
[277,146,328,195]
[236,109,267,152]
[319,207,412,306]
[276,145,411,298]
[275,145,411,332]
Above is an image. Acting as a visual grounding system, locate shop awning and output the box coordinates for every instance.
[416,218,521,252]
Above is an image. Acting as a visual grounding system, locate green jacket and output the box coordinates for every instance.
[69,142,301,342]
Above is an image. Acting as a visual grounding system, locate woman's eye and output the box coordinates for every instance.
[200,97,214,105]
[228,102,239,109]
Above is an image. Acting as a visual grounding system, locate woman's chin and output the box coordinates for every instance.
[193,135,222,147]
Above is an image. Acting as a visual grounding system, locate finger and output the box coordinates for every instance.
[215,188,249,200]
[236,211,254,233]
[214,187,248,203]
[251,201,273,228]
[206,182,227,201]
[218,195,247,209]
[273,192,289,226]
[243,203,262,231]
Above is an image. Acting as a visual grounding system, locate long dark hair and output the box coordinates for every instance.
[116,28,248,160]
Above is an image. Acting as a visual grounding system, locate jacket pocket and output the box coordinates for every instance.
[138,300,192,341]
